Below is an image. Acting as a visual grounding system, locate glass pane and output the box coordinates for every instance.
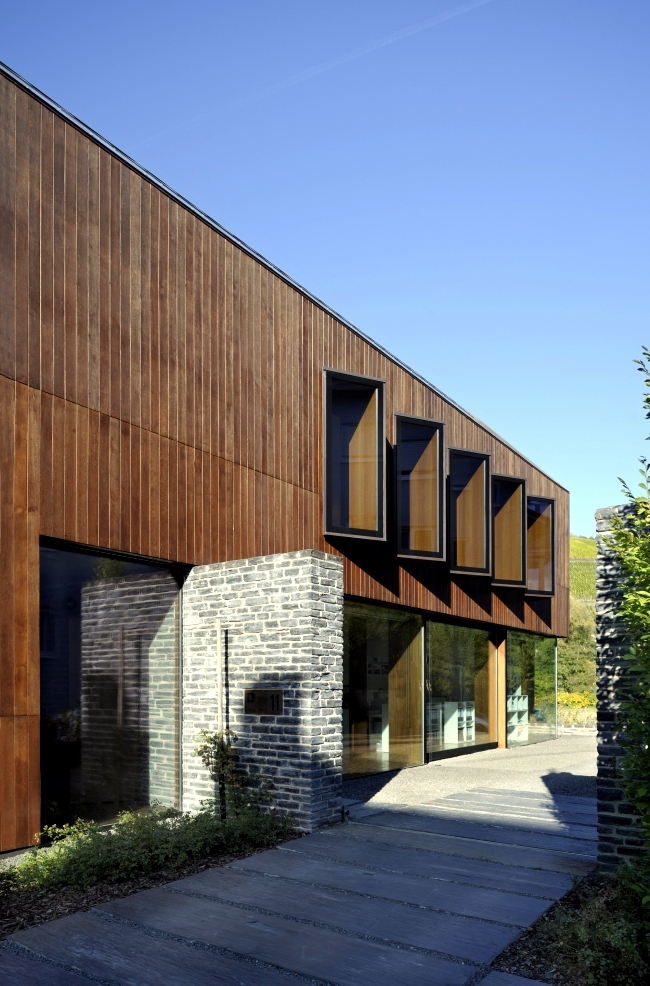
[329,380,379,533]
[40,545,181,827]
[506,631,557,745]
[399,421,440,554]
[343,602,423,777]
[527,498,553,592]
[425,622,495,756]
[493,479,523,582]
[451,454,487,569]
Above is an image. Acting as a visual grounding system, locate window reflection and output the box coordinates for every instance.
[343,603,423,777]
[506,631,557,745]
[40,544,181,827]
[425,623,495,757]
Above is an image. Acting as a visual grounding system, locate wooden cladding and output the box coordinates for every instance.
[0,68,569,848]
[492,476,526,586]
[396,416,444,559]
[527,497,555,594]
[449,451,490,574]
[324,371,385,539]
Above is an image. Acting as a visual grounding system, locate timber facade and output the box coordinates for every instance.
[0,63,568,850]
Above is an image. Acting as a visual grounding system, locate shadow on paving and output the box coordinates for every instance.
[1,780,597,986]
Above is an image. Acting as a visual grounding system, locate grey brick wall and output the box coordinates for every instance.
[181,549,344,832]
[595,505,643,869]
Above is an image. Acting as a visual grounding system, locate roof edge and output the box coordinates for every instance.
[0,59,568,494]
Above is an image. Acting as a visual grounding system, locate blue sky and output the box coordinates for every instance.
[2,0,648,535]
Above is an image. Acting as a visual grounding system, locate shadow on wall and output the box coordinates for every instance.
[542,770,596,798]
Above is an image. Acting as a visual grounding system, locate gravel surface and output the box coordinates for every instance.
[342,734,596,804]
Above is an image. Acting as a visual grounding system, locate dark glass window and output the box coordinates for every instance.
[527,497,554,593]
[343,602,423,777]
[325,372,384,538]
[492,477,525,585]
[40,542,181,827]
[449,450,490,573]
[425,623,496,757]
[396,416,444,558]
[506,631,557,745]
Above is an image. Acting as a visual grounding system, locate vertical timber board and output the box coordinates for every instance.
[0,378,41,850]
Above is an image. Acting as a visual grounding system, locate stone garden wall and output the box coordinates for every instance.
[595,505,643,869]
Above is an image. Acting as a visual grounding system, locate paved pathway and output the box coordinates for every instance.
[1,785,596,986]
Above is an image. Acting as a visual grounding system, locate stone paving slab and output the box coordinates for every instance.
[362,808,597,856]
[422,796,597,833]
[173,865,516,963]
[448,788,597,813]
[8,910,295,986]
[284,832,575,898]
[0,946,89,985]
[231,848,553,926]
[99,888,471,986]
[344,819,595,875]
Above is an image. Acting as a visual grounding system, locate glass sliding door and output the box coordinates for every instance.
[425,622,496,758]
[343,602,423,777]
[40,542,182,827]
[506,631,557,745]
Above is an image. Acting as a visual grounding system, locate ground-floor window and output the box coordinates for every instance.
[425,623,497,757]
[506,631,557,745]
[343,600,558,777]
[343,603,424,777]
[40,541,182,827]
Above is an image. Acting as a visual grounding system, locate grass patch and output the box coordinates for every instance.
[0,803,292,894]
[570,560,596,599]
[494,869,650,985]
[570,536,597,559]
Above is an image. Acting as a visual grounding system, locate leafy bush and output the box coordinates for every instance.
[607,345,650,906]
[0,803,292,893]
[536,870,650,986]
[558,691,596,709]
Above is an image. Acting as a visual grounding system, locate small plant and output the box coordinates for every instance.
[193,730,272,821]
[194,729,238,821]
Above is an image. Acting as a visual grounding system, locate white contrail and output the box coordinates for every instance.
[129,0,494,150]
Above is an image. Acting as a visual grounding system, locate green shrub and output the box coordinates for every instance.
[0,803,292,893]
[538,870,650,986]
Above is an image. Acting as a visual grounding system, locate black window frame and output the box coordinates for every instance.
[394,414,445,561]
[448,448,491,576]
[491,475,527,587]
[526,495,555,596]
[323,368,386,540]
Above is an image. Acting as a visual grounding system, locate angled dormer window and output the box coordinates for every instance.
[395,415,444,559]
[492,476,526,586]
[324,371,385,539]
[449,450,490,575]
[527,497,555,594]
